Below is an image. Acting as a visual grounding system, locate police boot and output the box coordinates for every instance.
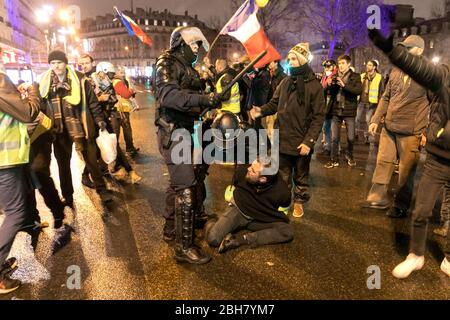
[174,188,211,264]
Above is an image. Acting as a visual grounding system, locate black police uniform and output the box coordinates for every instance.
[154,27,218,264]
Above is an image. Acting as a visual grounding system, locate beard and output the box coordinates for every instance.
[245,173,258,185]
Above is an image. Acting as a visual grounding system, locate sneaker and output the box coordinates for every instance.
[81,174,95,189]
[0,274,21,294]
[293,202,304,218]
[1,258,17,278]
[61,197,74,210]
[218,234,242,254]
[324,160,339,169]
[127,148,140,158]
[392,253,425,279]
[386,206,408,218]
[440,258,450,277]
[111,167,128,182]
[345,154,356,167]
[130,170,142,184]
[433,221,449,237]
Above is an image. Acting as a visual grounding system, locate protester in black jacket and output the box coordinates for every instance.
[206,157,293,253]
[324,55,363,168]
[250,43,326,218]
[369,29,450,278]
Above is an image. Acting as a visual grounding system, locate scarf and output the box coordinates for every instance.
[39,68,85,139]
[288,64,311,106]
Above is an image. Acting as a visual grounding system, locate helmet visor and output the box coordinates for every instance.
[179,27,210,52]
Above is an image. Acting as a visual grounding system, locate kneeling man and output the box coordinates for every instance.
[206,156,293,253]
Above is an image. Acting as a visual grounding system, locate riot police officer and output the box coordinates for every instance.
[154,26,220,264]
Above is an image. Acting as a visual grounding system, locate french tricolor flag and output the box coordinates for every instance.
[114,7,153,47]
[220,0,280,69]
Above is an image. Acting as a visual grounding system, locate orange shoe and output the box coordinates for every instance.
[293,202,304,218]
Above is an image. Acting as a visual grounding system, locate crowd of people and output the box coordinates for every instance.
[0,24,449,294]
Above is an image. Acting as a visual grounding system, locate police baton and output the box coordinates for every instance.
[200,50,268,118]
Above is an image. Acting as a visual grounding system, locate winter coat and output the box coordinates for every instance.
[260,64,326,155]
[370,67,429,136]
[328,69,363,117]
[388,44,450,161]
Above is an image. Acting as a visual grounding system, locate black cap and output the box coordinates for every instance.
[48,50,68,64]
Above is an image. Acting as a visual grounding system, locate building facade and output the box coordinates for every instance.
[0,0,47,81]
[80,7,244,77]
[353,4,450,76]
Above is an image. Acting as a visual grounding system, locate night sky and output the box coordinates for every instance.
[33,0,432,22]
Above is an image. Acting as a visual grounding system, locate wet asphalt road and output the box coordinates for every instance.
[1,89,449,300]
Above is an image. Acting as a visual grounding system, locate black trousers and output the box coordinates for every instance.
[119,112,136,152]
[107,113,132,172]
[410,154,450,260]
[279,152,312,204]
[157,128,207,223]
[0,166,38,265]
[30,132,65,221]
[81,138,107,192]
[53,129,74,201]
[206,205,294,247]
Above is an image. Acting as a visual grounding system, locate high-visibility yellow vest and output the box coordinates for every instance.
[216,74,240,114]
[361,72,382,104]
[112,79,133,113]
[0,111,30,168]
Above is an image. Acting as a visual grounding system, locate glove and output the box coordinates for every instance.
[368,29,394,54]
[98,121,107,131]
[199,93,221,109]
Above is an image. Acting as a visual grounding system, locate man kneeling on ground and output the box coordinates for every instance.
[206,156,294,253]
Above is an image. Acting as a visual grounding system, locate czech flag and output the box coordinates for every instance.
[220,0,280,69]
[114,6,153,47]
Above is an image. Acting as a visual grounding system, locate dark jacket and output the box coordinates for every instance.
[370,67,429,136]
[233,164,291,223]
[246,67,271,110]
[155,50,209,131]
[0,73,40,123]
[260,64,326,155]
[329,69,363,117]
[388,44,450,161]
[268,69,287,101]
[78,71,105,140]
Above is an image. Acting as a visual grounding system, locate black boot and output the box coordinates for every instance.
[174,188,211,264]
[163,219,175,242]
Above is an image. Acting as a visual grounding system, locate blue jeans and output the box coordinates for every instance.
[0,166,35,265]
[331,115,355,160]
[322,118,332,150]
[356,103,376,140]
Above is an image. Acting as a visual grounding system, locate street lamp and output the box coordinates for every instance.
[59,9,70,22]
[432,56,440,64]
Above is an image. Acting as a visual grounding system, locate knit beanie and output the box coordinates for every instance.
[288,43,310,66]
[48,50,68,64]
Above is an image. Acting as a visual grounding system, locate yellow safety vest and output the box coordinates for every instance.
[216,74,240,114]
[112,79,133,113]
[360,73,382,104]
[0,111,30,168]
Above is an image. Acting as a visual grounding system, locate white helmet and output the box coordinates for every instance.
[96,61,115,74]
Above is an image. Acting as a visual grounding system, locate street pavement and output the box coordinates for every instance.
[1,89,449,300]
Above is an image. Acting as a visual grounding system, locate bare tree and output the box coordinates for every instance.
[303,0,386,58]
[431,0,450,18]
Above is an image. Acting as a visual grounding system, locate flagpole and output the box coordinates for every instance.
[206,0,250,58]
